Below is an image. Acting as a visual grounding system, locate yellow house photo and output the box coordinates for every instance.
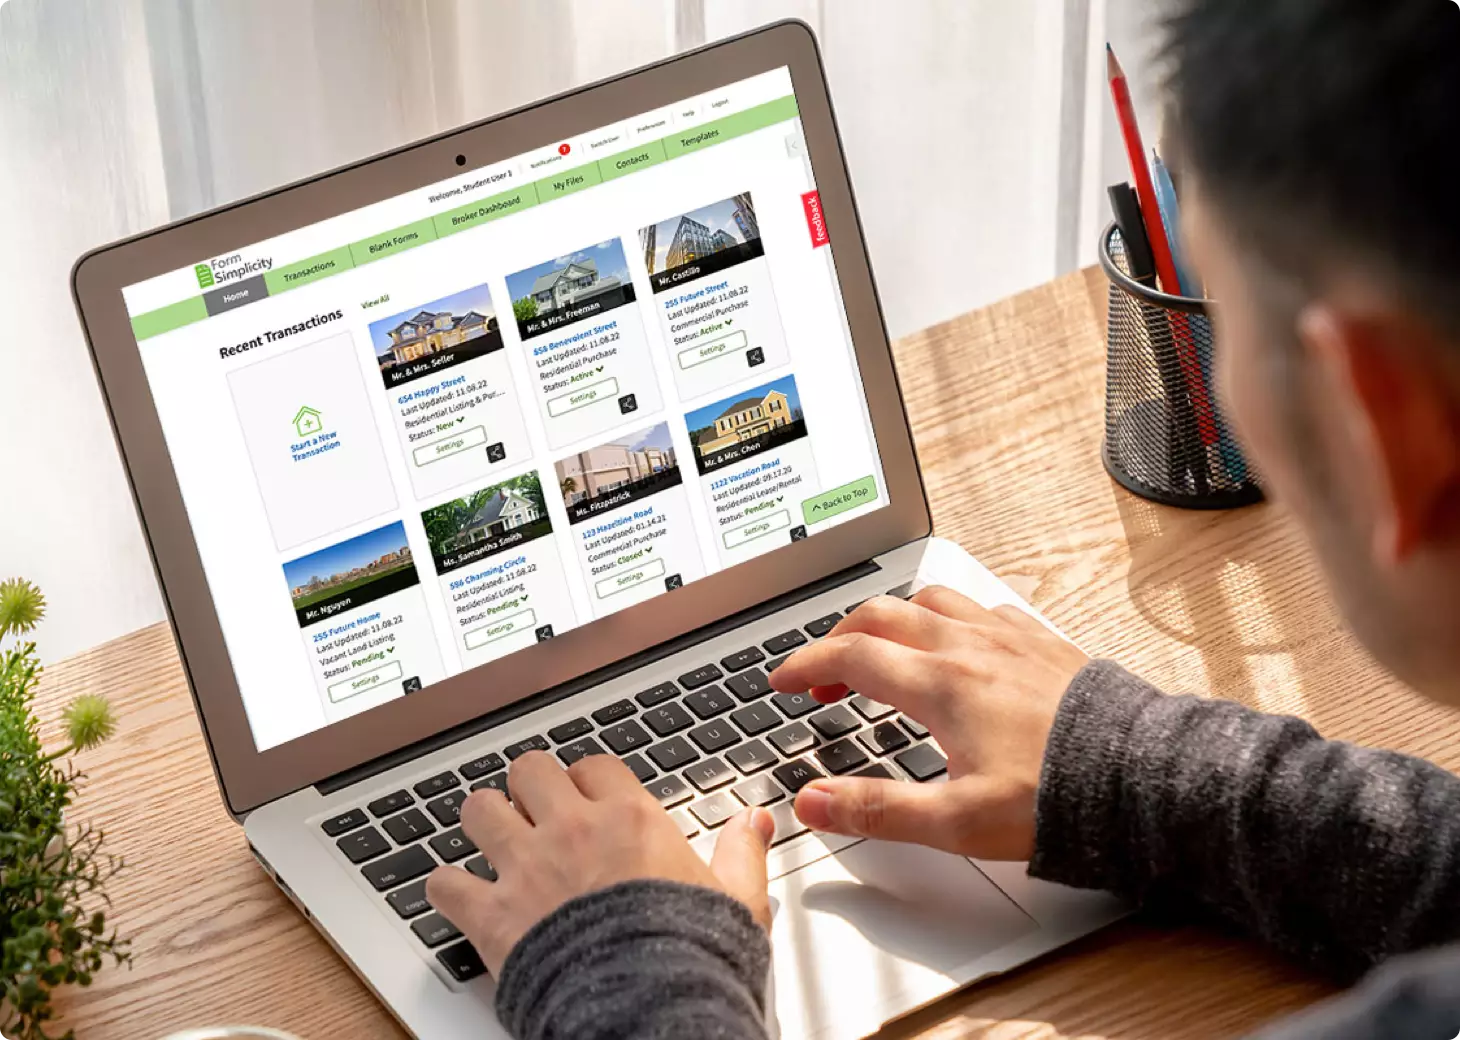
[697,389,790,454]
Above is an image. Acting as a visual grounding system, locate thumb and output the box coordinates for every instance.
[794,777,990,853]
[710,807,775,929]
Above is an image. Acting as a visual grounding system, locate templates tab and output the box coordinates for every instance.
[283,521,445,721]
[640,192,789,401]
[505,238,664,449]
[554,422,706,618]
[419,471,578,667]
[366,283,531,498]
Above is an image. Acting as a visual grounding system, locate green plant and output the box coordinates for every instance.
[1,579,128,1040]
[512,296,538,322]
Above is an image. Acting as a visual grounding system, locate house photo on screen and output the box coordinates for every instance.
[367,282,506,389]
[282,520,421,626]
[639,192,763,287]
[507,239,637,340]
[685,373,807,475]
[555,421,684,524]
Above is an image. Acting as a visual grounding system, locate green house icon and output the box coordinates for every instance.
[293,406,323,437]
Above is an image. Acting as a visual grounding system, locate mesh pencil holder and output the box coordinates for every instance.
[1099,223,1262,509]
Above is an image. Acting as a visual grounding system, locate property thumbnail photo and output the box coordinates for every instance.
[283,521,420,626]
[507,239,637,339]
[368,282,505,388]
[421,471,553,572]
[556,422,683,523]
[685,373,807,475]
[639,192,763,290]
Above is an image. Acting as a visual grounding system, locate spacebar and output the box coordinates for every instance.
[692,828,861,881]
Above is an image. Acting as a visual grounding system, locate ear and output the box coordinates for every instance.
[1298,305,1460,564]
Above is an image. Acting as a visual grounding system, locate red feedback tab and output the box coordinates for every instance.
[801,190,829,248]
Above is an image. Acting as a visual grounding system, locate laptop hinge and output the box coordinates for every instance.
[317,559,882,796]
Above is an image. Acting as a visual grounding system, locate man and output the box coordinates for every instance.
[427,0,1460,1036]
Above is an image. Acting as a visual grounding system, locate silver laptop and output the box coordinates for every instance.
[72,21,1126,1039]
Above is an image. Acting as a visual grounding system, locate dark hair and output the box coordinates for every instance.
[1162,0,1460,332]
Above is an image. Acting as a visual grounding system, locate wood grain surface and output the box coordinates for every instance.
[34,268,1460,1039]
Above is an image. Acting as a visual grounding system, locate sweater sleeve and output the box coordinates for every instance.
[494,879,772,1040]
[1028,660,1460,982]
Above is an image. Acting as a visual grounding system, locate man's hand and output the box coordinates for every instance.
[426,752,775,976]
[770,586,1088,861]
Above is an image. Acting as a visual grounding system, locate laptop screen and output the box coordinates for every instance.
[120,66,888,753]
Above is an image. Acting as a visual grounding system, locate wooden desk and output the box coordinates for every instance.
[37,268,1460,1039]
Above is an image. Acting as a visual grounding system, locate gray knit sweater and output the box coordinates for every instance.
[494,661,1460,1039]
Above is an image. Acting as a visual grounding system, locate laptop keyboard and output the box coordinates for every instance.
[316,584,946,984]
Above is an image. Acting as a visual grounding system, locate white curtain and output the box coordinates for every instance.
[0,0,1155,660]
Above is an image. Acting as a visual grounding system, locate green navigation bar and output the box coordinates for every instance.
[130,94,799,340]
[349,217,437,267]
[264,246,355,294]
[434,184,539,239]
[598,139,668,182]
[131,296,208,341]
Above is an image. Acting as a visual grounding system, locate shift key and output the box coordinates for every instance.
[361,845,436,891]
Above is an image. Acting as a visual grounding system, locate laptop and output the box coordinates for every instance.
[72,21,1126,1039]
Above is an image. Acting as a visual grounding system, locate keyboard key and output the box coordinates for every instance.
[684,757,736,793]
[765,654,789,672]
[503,735,550,760]
[689,791,743,829]
[385,878,432,918]
[427,790,468,826]
[732,774,785,807]
[429,827,476,863]
[622,753,656,782]
[601,719,652,755]
[720,647,765,672]
[646,773,692,808]
[437,940,487,982]
[459,753,505,781]
[592,699,638,726]
[382,808,436,845]
[413,772,460,799]
[647,736,700,772]
[855,762,898,780]
[726,739,778,774]
[730,701,781,736]
[771,691,819,718]
[809,705,861,740]
[643,702,694,737]
[361,845,435,891]
[321,808,368,837]
[336,827,389,864]
[763,630,808,655]
[886,582,915,598]
[557,736,607,765]
[773,759,825,794]
[859,721,912,757]
[684,686,735,719]
[671,810,699,838]
[896,743,948,782]
[849,694,896,721]
[548,717,594,744]
[367,790,413,818]
[678,663,723,690]
[902,715,930,739]
[768,801,810,845]
[636,682,679,708]
[411,913,462,948]
[725,667,772,702]
[465,856,497,881]
[470,772,510,798]
[804,613,842,638]
[688,720,741,754]
[768,722,817,758]
[816,738,870,776]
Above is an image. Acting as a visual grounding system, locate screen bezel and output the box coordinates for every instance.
[72,21,930,816]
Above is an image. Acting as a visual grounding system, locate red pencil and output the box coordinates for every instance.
[1107,44,1218,448]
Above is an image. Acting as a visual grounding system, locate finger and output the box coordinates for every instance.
[460,787,531,864]
[710,808,775,930]
[425,865,510,974]
[911,584,993,624]
[830,595,957,652]
[770,631,945,719]
[795,777,980,851]
[507,750,580,824]
[809,682,851,705]
[565,753,642,801]
[992,602,1048,633]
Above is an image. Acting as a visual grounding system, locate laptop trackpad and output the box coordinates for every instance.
[769,841,1038,1038]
